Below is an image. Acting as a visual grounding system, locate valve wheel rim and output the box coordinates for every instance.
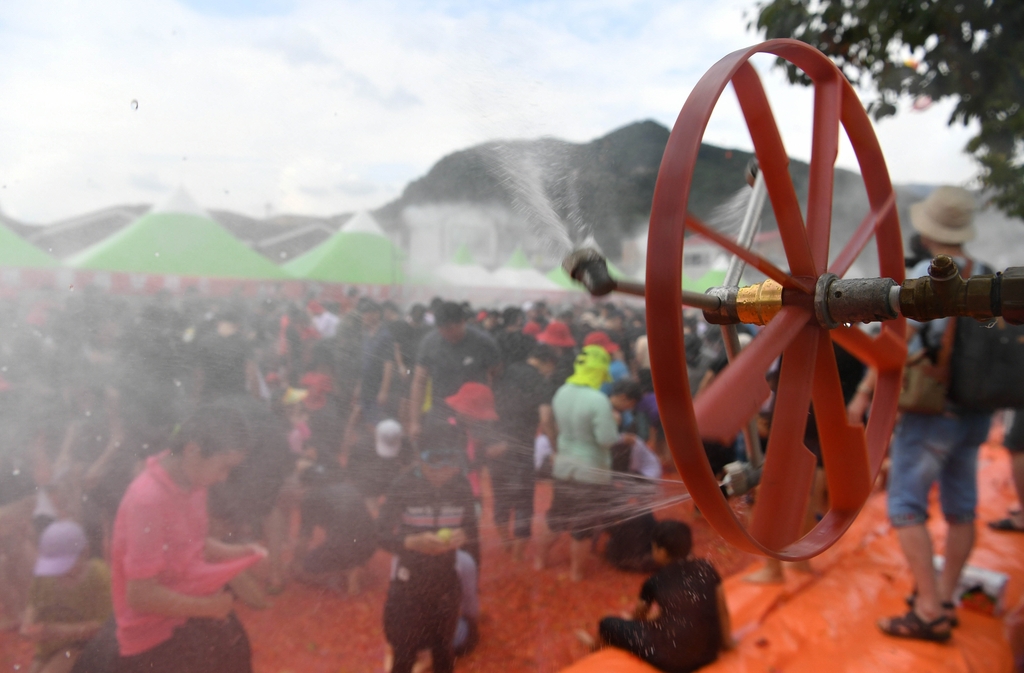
[646,39,906,560]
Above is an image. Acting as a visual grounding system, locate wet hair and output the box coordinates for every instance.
[652,520,692,559]
[169,402,250,457]
[502,306,524,327]
[610,379,643,402]
[435,301,467,326]
[299,462,346,488]
[417,415,466,459]
[528,344,558,364]
[357,297,381,314]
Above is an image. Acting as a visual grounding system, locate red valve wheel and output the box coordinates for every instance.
[646,39,906,560]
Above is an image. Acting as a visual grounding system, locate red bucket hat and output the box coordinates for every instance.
[522,320,542,336]
[536,321,576,348]
[445,382,499,421]
[583,330,620,354]
[299,372,334,410]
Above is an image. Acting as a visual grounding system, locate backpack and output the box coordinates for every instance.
[948,316,1024,411]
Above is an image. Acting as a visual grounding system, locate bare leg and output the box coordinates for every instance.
[744,558,785,584]
[347,567,363,596]
[569,538,589,582]
[894,524,943,622]
[534,524,554,571]
[511,538,527,562]
[37,648,82,673]
[263,506,287,592]
[937,522,975,608]
[1008,454,1024,528]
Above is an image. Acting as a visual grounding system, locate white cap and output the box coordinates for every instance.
[375,419,403,459]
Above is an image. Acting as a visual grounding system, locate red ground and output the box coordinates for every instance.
[1,468,754,672]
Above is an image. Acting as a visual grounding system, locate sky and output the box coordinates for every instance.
[0,0,980,224]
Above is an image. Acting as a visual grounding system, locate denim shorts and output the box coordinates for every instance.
[887,412,991,527]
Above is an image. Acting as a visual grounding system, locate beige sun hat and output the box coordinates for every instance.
[909,186,976,245]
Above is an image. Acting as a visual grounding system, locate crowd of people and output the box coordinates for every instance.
[0,184,1021,673]
[0,282,743,673]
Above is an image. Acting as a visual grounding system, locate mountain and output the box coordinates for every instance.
[372,120,809,262]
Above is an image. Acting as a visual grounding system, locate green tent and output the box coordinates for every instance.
[693,268,728,292]
[68,189,289,280]
[0,224,57,268]
[503,247,532,270]
[285,212,403,285]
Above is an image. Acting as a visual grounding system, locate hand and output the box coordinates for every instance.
[205,591,234,620]
[446,528,467,550]
[404,532,451,555]
[19,622,44,641]
[620,433,637,446]
[846,392,870,425]
[485,442,508,459]
[244,543,269,559]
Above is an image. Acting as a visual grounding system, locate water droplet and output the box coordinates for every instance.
[85,410,91,417]
[12,468,20,476]
[1,366,6,372]
[131,99,139,110]
[279,252,287,259]
[174,379,181,387]
[155,252,160,257]
[68,284,74,291]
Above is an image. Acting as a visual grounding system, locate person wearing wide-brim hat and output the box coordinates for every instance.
[879,185,991,643]
[909,185,976,246]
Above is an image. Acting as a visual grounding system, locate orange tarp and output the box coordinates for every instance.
[565,441,1023,673]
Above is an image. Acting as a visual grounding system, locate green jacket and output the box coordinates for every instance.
[551,382,619,484]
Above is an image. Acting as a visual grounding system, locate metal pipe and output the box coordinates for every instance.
[724,167,767,287]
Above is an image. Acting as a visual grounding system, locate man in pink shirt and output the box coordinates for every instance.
[111,403,265,673]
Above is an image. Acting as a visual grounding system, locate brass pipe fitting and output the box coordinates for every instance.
[735,279,784,326]
[899,255,999,323]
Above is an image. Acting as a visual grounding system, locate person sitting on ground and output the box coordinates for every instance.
[291,463,376,596]
[20,520,112,673]
[378,418,479,673]
[588,520,732,673]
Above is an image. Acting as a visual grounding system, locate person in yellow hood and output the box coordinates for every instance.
[534,345,618,582]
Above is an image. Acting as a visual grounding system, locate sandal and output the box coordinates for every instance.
[905,590,959,628]
[988,518,1024,533]
[879,610,951,643]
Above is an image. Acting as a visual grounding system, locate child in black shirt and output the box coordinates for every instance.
[377,418,479,673]
[596,521,732,673]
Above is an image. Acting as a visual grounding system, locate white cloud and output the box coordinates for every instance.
[0,0,981,223]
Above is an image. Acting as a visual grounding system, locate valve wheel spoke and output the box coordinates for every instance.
[732,63,817,281]
[646,39,904,560]
[694,306,811,443]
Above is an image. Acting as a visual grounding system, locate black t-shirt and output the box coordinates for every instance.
[494,361,554,446]
[389,320,428,375]
[639,558,722,667]
[496,330,536,367]
[195,332,249,398]
[415,326,500,402]
[300,483,376,556]
[361,326,395,401]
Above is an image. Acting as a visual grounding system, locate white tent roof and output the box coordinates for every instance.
[433,263,499,287]
[341,211,386,236]
[153,186,208,218]
[490,267,561,290]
